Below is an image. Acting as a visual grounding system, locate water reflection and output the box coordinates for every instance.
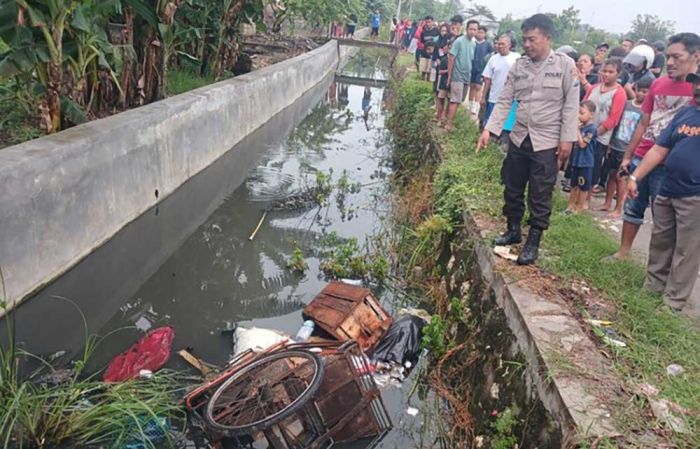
[91,74,390,366]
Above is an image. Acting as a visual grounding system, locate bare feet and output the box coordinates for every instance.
[595,203,613,212]
[608,209,622,219]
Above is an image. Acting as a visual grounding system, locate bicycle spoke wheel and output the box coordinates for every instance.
[205,349,324,435]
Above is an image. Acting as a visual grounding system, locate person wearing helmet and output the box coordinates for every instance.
[556,45,579,62]
[622,44,656,99]
[651,41,666,78]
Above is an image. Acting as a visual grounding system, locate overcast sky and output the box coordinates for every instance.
[480,0,699,35]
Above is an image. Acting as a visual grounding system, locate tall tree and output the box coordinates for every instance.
[628,14,675,43]
[464,3,495,21]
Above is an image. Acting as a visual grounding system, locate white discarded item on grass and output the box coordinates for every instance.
[649,398,690,434]
[233,327,291,356]
[666,364,684,376]
[139,369,153,379]
[493,246,518,262]
[406,407,419,416]
[602,335,627,348]
[634,382,660,397]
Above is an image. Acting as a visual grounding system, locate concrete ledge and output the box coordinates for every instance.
[0,31,366,311]
[462,211,623,442]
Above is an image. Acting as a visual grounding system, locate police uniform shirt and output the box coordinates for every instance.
[485,50,580,151]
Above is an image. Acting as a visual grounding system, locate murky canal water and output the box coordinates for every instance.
[3,51,441,448]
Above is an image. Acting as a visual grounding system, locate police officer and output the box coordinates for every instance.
[477,14,579,265]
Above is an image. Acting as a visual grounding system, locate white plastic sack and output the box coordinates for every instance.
[233,327,291,357]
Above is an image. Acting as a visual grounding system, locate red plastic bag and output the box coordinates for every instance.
[103,326,175,382]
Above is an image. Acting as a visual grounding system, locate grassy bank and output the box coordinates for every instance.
[388,69,699,446]
[0,291,187,448]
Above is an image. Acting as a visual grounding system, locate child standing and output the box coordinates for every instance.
[597,77,653,217]
[434,39,451,124]
[583,59,627,194]
[568,101,598,213]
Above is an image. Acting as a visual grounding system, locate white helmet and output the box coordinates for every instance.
[623,44,655,69]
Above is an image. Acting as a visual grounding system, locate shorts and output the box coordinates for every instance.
[470,71,484,85]
[419,57,431,73]
[603,150,624,173]
[437,89,448,99]
[371,27,379,36]
[622,155,667,225]
[449,81,468,103]
[571,166,594,192]
[346,25,356,35]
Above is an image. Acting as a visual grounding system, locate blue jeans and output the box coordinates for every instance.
[622,156,667,225]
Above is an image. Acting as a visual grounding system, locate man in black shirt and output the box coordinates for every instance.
[418,16,439,80]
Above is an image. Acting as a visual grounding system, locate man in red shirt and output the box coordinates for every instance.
[611,33,700,260]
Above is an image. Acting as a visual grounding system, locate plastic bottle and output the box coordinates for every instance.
[294,320,315,342]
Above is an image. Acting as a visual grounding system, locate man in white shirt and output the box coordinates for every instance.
[481,34,520,126]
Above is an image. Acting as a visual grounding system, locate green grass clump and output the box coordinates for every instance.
[167,69,215,96]
[386,75,436,172]
[0,289,186,449]
[435,111,503,224]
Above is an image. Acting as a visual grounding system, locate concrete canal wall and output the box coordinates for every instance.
[0,32,367,312]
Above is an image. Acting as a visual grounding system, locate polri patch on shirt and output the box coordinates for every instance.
[544,72,562,78]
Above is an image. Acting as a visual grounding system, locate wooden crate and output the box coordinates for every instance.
[303,282,392,350]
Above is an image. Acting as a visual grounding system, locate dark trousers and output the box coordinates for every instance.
[501,136,558,230]
[592,141,607,188]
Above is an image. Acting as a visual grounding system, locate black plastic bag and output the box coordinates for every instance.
[372,315,426,364]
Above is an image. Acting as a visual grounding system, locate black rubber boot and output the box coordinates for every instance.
[517,227,543,265]
[494,220,522,246]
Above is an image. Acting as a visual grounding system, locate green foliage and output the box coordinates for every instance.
[318,232,388,282]
[491,407,518,449]
[433,111,502,225]
[369,253,389,281]
[386,75,435,172]
[287,243,309,273]
[281,0,367,28]
[314,169,334,205]
[421,314,449,356]
[628,14,675,43]
[167,68,215,95]
[320,236,368,279]
[497,8,622,57]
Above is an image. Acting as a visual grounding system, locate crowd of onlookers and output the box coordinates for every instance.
[381,13,699,313]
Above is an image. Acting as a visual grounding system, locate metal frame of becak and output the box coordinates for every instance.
[184,340,391,449]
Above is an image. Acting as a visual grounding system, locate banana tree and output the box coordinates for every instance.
[12,0,81,133]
